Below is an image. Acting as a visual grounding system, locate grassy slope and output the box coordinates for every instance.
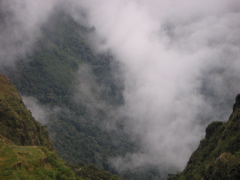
[169,95,240,180]
[0,135,121,180]
[0,135,76,180]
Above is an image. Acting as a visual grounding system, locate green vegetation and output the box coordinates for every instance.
[2,8,240,179]
[168,95,240,180]
[69,164,122,180]
[0,135,75,180]
[0,74,53,149]
[7,10,134,173]
[0,135,121,180]
[0,74,122,179]
[3,10,166,179]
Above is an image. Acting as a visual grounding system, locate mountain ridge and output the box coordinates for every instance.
[5,10,138,178]
[168,94,240,180]
[0,74,53,149]
[2,8,239,180]
[0,74,122,179]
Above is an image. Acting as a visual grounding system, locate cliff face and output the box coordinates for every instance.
[169,95,240,180]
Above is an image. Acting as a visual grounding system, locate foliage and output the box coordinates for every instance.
[168,95,240,180]
[3,10,165,179]
[0,135,121,180]
[0,135,74,180]
[69,163,122,180]
[6,10,134,174]
[0,74,53,149]
[0,74,122,179]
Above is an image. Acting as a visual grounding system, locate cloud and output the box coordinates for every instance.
[73,64,108,114]
[22,96,61,125]
[72,0,240,173]
[0,0,57,69]
[1,0,240,176]
[73,63,124,131]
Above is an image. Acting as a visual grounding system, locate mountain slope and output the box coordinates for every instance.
[2,9,162,179]
[0,74,53,149]
[168,95,240,180]
[0,74,76,179]
[0,74,122,180]
[0,136,76,180]
[6,10,135,173]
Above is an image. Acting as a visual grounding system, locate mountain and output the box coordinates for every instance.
[3,9,148,179]
[168,95,240,180]
[1,6,239,180]
[7,9,131,167]
[0,74,53,149]
[0,74,122,179]
[0,74,74,179]
[1,9,163,179]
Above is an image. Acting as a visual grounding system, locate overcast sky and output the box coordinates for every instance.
[1,0,240,175]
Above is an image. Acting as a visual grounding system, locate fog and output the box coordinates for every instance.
[22,96,62,126]
[74,0,240,172]
[0,0,240,175]
[0,0,58,68]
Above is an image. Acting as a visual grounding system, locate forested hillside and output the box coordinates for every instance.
[3,10,162,179]
[168,95,240,180]
[1,0,239,180]
[0,74,53,149]
[7,10,131,168]
[0,74,122,179]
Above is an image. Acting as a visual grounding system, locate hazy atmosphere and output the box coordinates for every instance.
[1,0,240,176]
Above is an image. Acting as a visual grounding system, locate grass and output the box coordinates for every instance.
[0,135,77,179]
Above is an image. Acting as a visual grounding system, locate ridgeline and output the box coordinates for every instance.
[169,95,240,180]
[0,74,121,180]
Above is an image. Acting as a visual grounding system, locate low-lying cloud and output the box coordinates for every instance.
[0,0,57,69]
[1,0,240,176]
[22,96,61,125]
[75,0,240,172]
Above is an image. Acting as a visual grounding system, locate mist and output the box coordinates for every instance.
[1,0,240,176]
[22,96,62,126]
[71,0,240,173]
[0,0,59,69]
[74,64,109,113]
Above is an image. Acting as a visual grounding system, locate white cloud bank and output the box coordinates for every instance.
[74,0,240,172]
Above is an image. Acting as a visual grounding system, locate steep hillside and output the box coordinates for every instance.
[1,10,144,178]
[0,74,53,149]
[0,74,122,180]
[168,95,240,180]
[0,136,76,179]
[6,10,134,170]
[0,135,121,180]
[0,74,74,179]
